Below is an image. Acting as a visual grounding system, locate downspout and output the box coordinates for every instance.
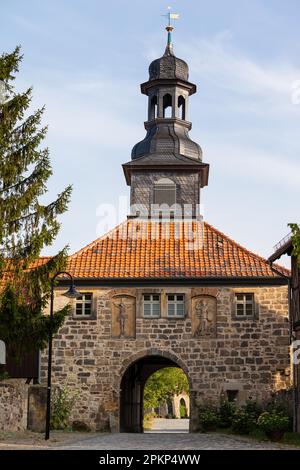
[268,261,296,432]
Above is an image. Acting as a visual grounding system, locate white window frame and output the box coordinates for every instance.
[143,294,161,318]
[75,293,93,317]
[235,293,254,317]
[167,294,185,318]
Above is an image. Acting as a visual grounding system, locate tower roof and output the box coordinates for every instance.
[149,50,189,82]
[148,13,189,82]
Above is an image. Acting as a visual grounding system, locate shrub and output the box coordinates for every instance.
[143,411,157,430]
[199,407,219,431]
[231,409,256,435]
[0,370,9,382]
[50,386,77,430]
[257,412,289,434]
[219,400,236,428]
[243,399,263,421]
[264,389,293,431]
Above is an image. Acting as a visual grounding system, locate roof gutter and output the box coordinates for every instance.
[56,276,287,288]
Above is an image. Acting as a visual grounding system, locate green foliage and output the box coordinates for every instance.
[180,401,187,418]
[264,389,293,431]
[0,47,72,360]
[243,399,264,421]
[199,405,219,431]
[282,432,300,448]
[289,223,300,264]
[257,412,289,434]
[231,409,256,435]
[0,369,9,381]
[143,367,189,411]
[50,386,77,430]
[218,400,236,428]
[143,411,157,430]
[0,283,69,360]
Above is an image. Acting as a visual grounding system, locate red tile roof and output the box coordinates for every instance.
[0,257,52,286]
[64,220,289,280]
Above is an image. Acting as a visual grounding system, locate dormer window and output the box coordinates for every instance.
[153,178,176,206]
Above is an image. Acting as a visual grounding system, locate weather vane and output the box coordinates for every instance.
[162,6,179,51]
[163,6,180,26]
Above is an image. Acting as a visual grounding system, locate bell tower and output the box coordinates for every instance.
[123,21,209,219]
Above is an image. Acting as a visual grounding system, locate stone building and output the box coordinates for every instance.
[269,234,300,431]
[158,392,190,419]
[41,27,291,433]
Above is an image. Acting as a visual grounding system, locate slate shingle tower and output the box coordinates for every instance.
[123,25,209,218]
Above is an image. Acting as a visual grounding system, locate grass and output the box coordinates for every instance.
[215,427,300,447]
[282,432,300,448]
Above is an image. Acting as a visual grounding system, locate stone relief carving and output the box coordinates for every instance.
[111,296,136,338]
[192,295,217,338]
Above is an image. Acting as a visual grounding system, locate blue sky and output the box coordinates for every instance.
[1,0,300,265]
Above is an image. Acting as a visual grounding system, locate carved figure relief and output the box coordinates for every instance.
[192,295,217,337]
[111,296,136,338]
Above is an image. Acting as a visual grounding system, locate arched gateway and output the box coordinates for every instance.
[119,351,191,433]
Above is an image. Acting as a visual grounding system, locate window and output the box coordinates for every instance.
[226,390,239,403]
[153,178,176,207]
[167,294,185,318]
[143,294,160,318]
[235,293,254,317]
[75,293,93,317]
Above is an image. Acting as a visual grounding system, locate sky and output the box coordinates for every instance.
[1,0,300,266]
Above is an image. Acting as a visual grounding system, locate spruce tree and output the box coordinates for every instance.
[0,47,72,360]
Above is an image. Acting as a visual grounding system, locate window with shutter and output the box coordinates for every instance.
[153,178,176,207]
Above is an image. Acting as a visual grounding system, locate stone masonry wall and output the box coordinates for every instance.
[0,379,29,432]
[40,285,290,432]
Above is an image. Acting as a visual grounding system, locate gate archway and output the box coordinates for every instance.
[119,352,190,433]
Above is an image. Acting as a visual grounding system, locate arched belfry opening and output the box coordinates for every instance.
[163,93,172,118]
[119,354,190,433]
[178,95,186,120]
[149,95,158,120]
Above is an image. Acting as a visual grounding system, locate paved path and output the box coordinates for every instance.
[0,421,296,450]
[55,432,293,450]
[52,420,295,450]
[145,418,189,433]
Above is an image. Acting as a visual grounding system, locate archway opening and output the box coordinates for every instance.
[178,95,186,120]
[180,398,188,418]
[163,93,172,118]
[150,95,158,120]
[120,355,190,433]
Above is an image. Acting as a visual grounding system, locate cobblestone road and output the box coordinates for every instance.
[0,420,296,450]
[54,420,294,450]
[56,432,291,450]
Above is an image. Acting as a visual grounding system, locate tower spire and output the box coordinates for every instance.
[163,7,179,56]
